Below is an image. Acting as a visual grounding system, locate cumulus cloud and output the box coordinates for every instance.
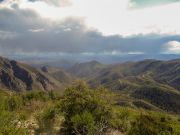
[163,41,180,54]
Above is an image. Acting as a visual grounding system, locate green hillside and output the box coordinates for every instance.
[68,60,105,78]
[70,59,180,113]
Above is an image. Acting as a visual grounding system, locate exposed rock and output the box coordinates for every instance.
[11,60,33,90]
[0,70,18,90]
[41,66,49,73]
[0,57,59,91]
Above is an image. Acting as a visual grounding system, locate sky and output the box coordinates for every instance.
[0,0,180,58]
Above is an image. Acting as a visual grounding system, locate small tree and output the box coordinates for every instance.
[60,81,115,135]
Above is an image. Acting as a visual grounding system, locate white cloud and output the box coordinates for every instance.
[63,28,72,32]
[28,28,44,32]
[128,51,144,55]
[164,41,180,54]
[1,0,180,36]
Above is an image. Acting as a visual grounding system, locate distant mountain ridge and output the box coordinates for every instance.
[8,54,180,66]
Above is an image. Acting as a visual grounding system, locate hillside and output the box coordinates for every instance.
[0,57,180,113]
[0,57,62,91]
[68,60,105,78]
[40,65,75,85]
[70,59,180,113]
[87,59,180,89]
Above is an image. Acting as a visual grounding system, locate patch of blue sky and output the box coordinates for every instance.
[132,0,180,8]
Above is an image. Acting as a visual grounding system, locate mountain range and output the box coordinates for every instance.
[0,56,180,113]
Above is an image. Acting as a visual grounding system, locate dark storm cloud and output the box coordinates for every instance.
[0,7,47,32]
[0,6,180,55]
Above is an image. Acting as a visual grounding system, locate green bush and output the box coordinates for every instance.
[60,81,115,135]
[35,107,56,134]
[128,113,174,135]
[71,111,96,135]
[0,94,28,135]
[110,108,130,132]
[23,91,49,102]
[0,111,28,135]
[4,95,23,111]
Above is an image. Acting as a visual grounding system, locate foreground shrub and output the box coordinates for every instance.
[35,107,56,134]
[71,111,96,135]
[0,111,28,135]
[110,108,131,132]
[23,91,49,102]
[128,113,174,135]
[60,81,115,135]
[4,95,24,111]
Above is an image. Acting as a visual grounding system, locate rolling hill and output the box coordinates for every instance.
[68,59,180,113]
